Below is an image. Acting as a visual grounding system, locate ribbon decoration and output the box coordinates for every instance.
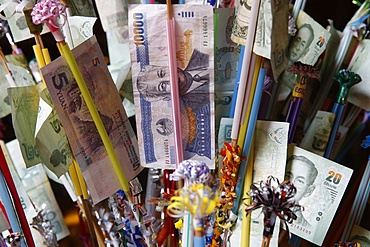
[245,176,301,245]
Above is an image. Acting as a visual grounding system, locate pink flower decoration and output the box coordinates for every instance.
[31,0,66,30]
[287,61,320,79]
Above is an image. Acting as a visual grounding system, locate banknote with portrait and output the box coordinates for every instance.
[286,144,353,246]
[128,4,215,169]
[278,10,331,101]
[41,36,143,203]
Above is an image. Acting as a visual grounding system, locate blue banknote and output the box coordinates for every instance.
[129,4,215,169]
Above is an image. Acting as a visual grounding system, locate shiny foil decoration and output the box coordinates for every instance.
[31,210,58,247]
[212,142,244,246]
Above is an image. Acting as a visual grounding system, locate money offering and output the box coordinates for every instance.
[286,145,353,246]
[42,36,143,204]
[128,4,215,169]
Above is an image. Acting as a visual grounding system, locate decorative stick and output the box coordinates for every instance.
[285,62,319,143]
[230,0,261,148]
[31,0,133,203]
[324,70,361,158]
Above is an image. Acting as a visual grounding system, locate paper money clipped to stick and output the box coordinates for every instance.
[42,36,143,204]
[128,4,215,169]
[7,63,72,178]
[285,144,353,246]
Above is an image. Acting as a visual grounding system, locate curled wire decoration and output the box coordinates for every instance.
[245,176,301,237]
[31,0,66,28]
[31,209,58,247]
[287,61,320,79]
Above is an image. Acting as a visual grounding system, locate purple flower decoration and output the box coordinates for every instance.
[31,0,66,30]
[245,176,301,237]
[287,61,320,79]
[170,159,211,184]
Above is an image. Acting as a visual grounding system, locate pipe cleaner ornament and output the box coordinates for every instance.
[170,159,212,184]
[245,176,301,247]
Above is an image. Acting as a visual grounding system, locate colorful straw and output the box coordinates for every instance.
[230,0,261,147]
[231,67,266,216]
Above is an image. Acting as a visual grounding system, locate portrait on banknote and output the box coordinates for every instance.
[285,145,353,246]
[278,11,331,101]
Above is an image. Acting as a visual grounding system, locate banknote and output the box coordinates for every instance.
[269,0,288,79]
[300,111,335,156]
[0,0,50,43]
[5,139,70,242]
[0,61,29,118]
[285,144,353,246]
[65,16,96,48]
[217,117,232,167]
[41,36,143,204]
[8,84,44,167]
[5,54,30,71]
[292,10,331,66]
[64,0,96,17]
[253,0,273,59]
[278,10,331,101]
[231,0,252,44]
[215,90,234,131]
[0,66,11,118]
[347,39,370,111]
[249,120,289,247]
[215,8,240,92]
[35,90,73,178]
[95,0,128,31]
[128,4,215,169]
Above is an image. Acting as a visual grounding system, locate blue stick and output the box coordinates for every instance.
[231,68,266,215]
[324,103,345,158]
